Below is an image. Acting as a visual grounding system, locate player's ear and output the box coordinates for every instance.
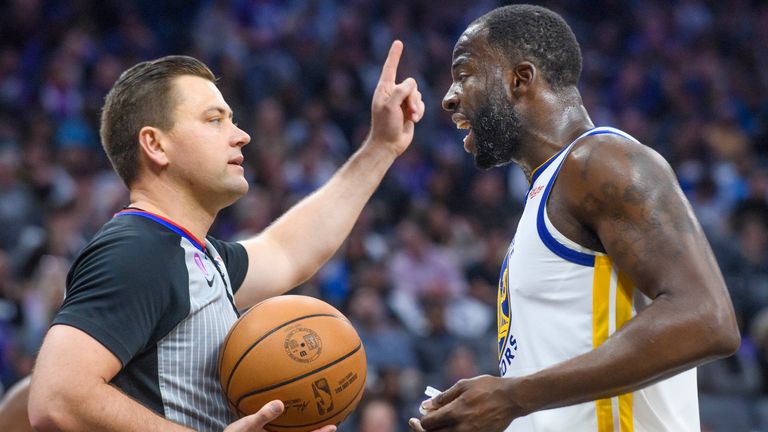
[138,126,169,168]
[505,61,536,100]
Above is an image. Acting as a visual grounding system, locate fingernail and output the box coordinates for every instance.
[421,399,434,410]
[270,401,282,414]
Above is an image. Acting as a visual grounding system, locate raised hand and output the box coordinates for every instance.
[225,400,337,432]
[368,40,425,156]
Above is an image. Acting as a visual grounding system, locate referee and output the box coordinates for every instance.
[27,41,424,432]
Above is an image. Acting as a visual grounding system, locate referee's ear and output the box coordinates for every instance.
[137,126,169,170]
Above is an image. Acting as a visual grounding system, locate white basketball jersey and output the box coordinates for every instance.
[497,127,700,432]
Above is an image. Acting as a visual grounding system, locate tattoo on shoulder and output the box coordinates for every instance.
[578,146,697,265]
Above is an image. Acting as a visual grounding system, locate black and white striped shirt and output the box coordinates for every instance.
[53,209,249,431]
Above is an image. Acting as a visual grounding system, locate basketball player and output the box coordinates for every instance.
[26,41,424,431]
[409,5,739,432]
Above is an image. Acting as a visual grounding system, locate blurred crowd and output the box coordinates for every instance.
[0,0,767,430]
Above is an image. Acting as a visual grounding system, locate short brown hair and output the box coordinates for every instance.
[100,55,215,187]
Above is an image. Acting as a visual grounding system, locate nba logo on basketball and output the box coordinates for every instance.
[219,294,366,430]
[312,378,334,415]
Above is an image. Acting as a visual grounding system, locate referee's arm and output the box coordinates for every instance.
[29,325,195,431]
[235,41,424,309]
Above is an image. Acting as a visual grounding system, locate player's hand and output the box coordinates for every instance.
[224,400,336,432]
[408,375,522,432]
[367,40,425,157]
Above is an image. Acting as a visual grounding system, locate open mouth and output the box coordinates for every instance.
[452,115,475,154]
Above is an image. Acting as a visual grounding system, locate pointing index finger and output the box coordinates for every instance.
[379,40,404,84]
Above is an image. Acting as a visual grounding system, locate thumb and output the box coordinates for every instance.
[387,78,418,106]
[226,400,284,431]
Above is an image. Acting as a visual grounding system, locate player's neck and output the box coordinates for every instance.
[517,95,593,182]
[127,185,216,243]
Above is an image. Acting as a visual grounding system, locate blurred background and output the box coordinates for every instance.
[0,0,767,430]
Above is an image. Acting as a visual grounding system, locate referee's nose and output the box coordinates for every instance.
[233,125,250,148]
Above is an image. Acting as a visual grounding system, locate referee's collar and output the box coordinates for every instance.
[115,208,207,252]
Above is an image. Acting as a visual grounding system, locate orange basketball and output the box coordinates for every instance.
[219,295,366,432]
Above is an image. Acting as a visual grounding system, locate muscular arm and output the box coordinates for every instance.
[28,325,194,432]
[235,143,398,308]
[29,326,337,432]
[510,136,739,411]
[413,136,739,431]
[234,41,424,308]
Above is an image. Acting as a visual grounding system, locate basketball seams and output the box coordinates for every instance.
[218,296,290,386]
[266,372,366,430]
[222,313,350,405]
[217,300,266,384]
[235,343,362,406]
[219,296,365,430]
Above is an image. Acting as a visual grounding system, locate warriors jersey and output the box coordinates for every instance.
[497,127,699,432]
[53,209,248,431]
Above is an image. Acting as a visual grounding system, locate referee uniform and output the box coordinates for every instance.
[52,209,248,431]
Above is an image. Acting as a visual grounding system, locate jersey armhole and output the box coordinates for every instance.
[542,208,605,256]
[534,127,637,267]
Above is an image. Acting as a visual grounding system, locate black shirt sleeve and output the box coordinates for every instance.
[206,237,249,294]
[53,227,186,367]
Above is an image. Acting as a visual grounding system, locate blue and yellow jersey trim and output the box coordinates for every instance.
[497,252,511,356]
[593,256,635,432]
[496,242,519,375]
[534,128,641,267]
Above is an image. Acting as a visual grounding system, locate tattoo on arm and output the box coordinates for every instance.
[578,147,698,281]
